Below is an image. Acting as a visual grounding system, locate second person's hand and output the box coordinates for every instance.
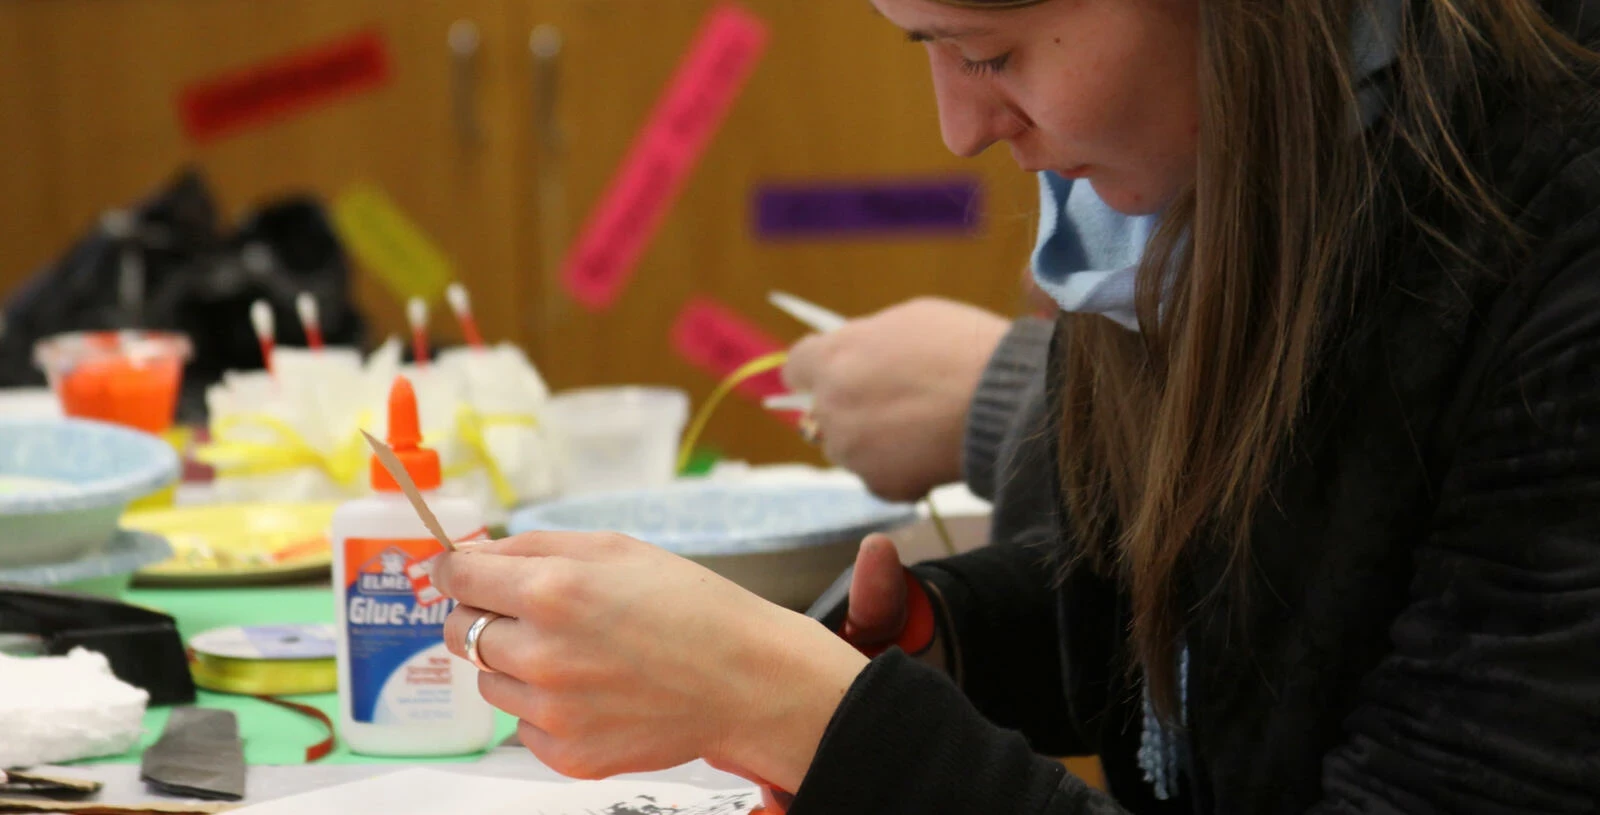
[782,297,1010,502]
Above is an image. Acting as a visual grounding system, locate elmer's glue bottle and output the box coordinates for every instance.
[331,375,495,756]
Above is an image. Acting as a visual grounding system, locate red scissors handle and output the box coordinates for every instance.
[757,569,936,813]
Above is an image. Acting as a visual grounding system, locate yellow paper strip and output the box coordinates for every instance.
[332,185,454,303]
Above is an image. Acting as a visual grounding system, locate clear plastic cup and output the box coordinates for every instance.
[34,331,192,434]
[548,387,689,495]
[34,331,194,510]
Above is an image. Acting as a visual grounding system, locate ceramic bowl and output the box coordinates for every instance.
[0,528,172,597]
[509,482,917,609]
[0,419,180,568]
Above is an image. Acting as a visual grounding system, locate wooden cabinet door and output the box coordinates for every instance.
[0,0,528,347]
[505,0,1039,464]
[0,0,1041,464]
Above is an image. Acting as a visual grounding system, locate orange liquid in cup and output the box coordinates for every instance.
[36,330,191,435]
[57,355,184,434]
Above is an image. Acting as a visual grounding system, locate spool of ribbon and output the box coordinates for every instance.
[189,649,337,697]
[188,625,337,697]
[186,625,339,763]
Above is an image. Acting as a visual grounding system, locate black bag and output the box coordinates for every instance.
[0,168,367,422]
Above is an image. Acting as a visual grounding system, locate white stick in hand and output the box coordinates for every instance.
[766,291,849,414]
[762,393,816,412]
[769,290,848,334]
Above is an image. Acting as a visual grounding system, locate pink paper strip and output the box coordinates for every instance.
[561,4,769,310]
[671,298,786,401]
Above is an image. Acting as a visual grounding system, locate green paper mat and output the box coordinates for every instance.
[87,583,518,766]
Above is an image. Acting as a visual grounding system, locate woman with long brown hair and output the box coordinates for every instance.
[429,1,1600,812]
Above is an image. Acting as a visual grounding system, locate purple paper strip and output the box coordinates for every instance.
[753,177,983,239]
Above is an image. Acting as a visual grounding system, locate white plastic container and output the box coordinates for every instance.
[330,376,495,757]
[548,387,689,495]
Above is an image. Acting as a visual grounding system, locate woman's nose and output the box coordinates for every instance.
[930,59,1027,158]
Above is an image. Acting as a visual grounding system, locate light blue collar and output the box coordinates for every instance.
[1031,0,1403,331]
[1031,174,1156,330]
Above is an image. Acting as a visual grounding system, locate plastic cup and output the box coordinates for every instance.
[35,331,192,434]
[548,387,689,495]
[35,331,193,508]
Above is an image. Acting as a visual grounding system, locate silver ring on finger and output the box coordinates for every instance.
[799,414,823,446]
[464,611,505,674]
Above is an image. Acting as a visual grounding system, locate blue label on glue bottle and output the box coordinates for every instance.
[342,536,455,724]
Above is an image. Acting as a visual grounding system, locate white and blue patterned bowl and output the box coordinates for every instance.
[509,482,917,608]
[0,419,180,568]
[0,528,173,597]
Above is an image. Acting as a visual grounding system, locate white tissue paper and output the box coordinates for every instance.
[0,647,150,767]
[200,340,562,523]
[203,351,367,504]
[438,345,562,510]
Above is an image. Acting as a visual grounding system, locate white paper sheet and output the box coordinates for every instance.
[225,768,759,815]
[35,747,749,808]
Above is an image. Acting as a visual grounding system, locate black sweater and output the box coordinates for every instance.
[790,7,1600,815]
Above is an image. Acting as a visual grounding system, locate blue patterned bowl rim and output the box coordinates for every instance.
[509,482,918,556]
[0,527,173,585]
[0,418,181,516]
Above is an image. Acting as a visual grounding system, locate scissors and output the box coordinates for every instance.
[755,564,934,813]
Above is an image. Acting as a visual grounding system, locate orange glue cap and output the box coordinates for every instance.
[371,376,442,492]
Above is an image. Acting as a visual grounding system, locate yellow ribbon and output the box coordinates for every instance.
[447,406,538,509]
[189,652,337,696]
[675,351,789,473]
[198,414,367,487]
[200,408,540,508]
[675,350,958,556]
[199,410,372,490]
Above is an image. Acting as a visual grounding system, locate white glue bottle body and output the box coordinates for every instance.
[331,375,496,757]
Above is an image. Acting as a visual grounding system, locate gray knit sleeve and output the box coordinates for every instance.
[962,317,1054,502]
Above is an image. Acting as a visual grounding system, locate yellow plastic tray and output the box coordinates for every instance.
[127,502,338,586]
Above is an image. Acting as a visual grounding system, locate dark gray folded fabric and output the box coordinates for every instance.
[139,708,245,801]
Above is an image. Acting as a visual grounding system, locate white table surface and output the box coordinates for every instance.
[38,746,752,808]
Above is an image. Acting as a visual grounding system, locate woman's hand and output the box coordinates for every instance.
[783,297,1010,502]
[431,533,870,793]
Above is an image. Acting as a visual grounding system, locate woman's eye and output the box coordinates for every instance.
[960,52,1012,77]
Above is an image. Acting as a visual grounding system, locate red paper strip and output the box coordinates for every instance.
[178,28,392,144]
[562,5,770,310]
[256,695,338,763]
[671,298,786,401]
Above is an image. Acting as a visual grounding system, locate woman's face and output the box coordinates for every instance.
[872,0,1200,215]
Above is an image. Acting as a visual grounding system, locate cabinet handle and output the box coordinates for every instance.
[530,24,569,331]
[529,24,565,156]
[449,19,483,148]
